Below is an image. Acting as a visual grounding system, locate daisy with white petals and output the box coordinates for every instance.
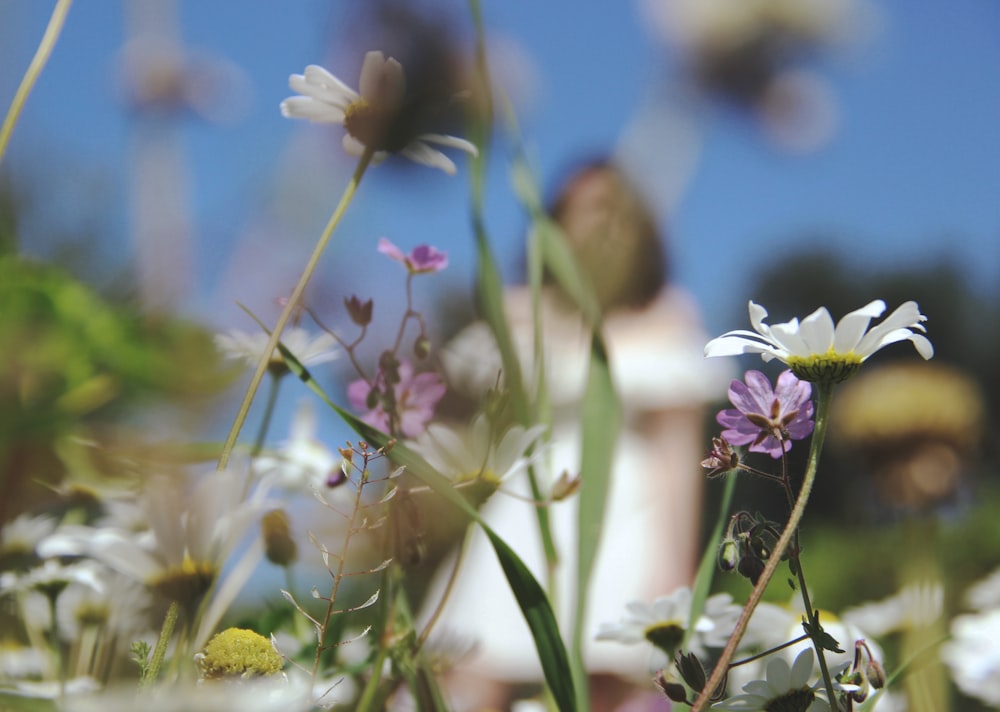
[215,326,339,373]
[705,300,933,383]
[596,586,741,670]
[281,51,478,175]
[713,648,830,711]
[409,413,547,487]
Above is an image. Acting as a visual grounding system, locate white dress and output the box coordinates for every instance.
[421,285,731,682]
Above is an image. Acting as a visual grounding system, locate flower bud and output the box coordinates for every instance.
[551,470,581,501]
[866,659,886,689]
[327,462,349,488]
[344,295,374,326]
[261,509,297,567]
[379,351,400,384]
[413,335,431,360]
[654,669,689,704]
[718,538,739,572]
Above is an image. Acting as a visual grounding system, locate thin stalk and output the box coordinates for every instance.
[218,148,373,471]
[780,441,839,706]
[792,555,838,705]
[0,0,74,164]
[243,371,282,498]
[311,460,372,681]
[690,383,835,712]
[142,600,179,687]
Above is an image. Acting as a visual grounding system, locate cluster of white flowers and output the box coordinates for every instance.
[941,568,1000,707]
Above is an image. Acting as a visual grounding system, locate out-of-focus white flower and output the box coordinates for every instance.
[39,469,270,648]
[841,581,943,636]
[963,567,1000,612]
[596,587,741,670]
[409,414,546,487]
[280,52,477,175]
[0,641,47,679]
[713,648,830,711]
[10,676,100,701]
[253,400,339,491]
[61,674,314,712]
[0,514,58,559]
[705,300,933,384]
[0,558,104,598]
[642,0,862,54]
[215,327,339,372]
[941,607,1000,707]
[56,569,151,642]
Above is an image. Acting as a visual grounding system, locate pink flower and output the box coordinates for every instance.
[347,358,446,438]
[716,370,814,459]
[378,237,448,274]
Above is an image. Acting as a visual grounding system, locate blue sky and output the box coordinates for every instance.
[3,0,1000,337]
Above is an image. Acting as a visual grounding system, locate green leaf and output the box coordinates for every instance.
[570,331,619,704]
[802,617,844,655]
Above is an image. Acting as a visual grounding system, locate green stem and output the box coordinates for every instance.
[793,553,838,705]
[218,148,373,471]
[690,383,835,711]
[0,0,73,165]
[142,600,179,687]
[242,371,282,498]
[355,646,390,711]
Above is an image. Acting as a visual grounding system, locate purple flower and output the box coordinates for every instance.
[717,370,814,459]
[378,237,448,274]
[347,358,446,437]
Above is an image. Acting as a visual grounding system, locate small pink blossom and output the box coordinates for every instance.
[717,370,814,459]
[347,358,445,437]
[378,237,448,274]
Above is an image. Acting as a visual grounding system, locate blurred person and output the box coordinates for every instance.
[420,159,730,710]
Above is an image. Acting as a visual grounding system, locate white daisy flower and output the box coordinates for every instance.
[705,300,933,383]
[215,326,339,373]
[39,469,270,648]
[941,607,1000,707]
[596,587,741,670]
[841,580,943,636]
[61,674,314,712]
[0,641,47,679]
[0,513,58,559]
[280,51,478,175]
[713,648,830,711]
[408,413,547,486]
[963,566,1000,612]
[253,400,340,492]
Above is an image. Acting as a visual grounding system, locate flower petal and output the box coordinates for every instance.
[795,307,837,354]
[400,141,458,175]
[418,132,479,156]
[280,96,346,123]
[300,64,357,105]
[831,299,886,353]
[359,51,404,108]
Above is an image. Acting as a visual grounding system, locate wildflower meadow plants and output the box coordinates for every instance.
[3,4,992,712]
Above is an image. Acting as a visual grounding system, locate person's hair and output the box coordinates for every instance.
[545,157,668,311]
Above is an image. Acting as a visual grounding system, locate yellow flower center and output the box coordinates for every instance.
[73,601,110,628]
[765,688,816,712]
[197,628,283,680]
[149,557,217,610]
[343,98,410,152]
[787,349,863,384]
[644,621,685,655]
